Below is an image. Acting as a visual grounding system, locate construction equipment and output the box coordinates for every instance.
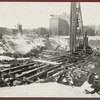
[45,2,90,54]
[70,2,89,53]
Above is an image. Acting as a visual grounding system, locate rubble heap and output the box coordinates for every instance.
[0,48,100,87]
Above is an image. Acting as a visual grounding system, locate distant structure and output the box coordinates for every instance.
[0,34,2,39]
[83,25,96,36]
[49,13,69,36]
[36,27,48,36]
[17,24,23,35]
[96,25,100,36]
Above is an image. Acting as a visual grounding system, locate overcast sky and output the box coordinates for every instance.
[0,2,100,29]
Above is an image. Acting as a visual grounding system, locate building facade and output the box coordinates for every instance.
[49,13,69,36]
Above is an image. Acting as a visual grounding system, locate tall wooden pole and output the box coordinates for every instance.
[69,2,85,53]
[70,2,77,53]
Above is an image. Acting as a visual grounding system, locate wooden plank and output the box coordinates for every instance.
[33,59,62,65]
[27,64,61,80]
[2,62,37,73]
[43,50,60,53]
[17,64,51,78]
[10,63,45,75]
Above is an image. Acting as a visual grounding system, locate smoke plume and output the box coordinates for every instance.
[14,33,33,55]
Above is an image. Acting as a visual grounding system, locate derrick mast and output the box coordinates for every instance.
[70,2,85,53]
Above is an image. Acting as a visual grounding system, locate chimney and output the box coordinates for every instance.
[17,24,23,35]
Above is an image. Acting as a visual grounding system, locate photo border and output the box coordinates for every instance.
[0,0,100,99]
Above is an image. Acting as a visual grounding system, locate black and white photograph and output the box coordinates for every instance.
[0,2,100,97]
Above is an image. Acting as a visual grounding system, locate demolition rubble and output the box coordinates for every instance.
[0,35,99,89]
[0,29,100,96]
[0,2,100,96]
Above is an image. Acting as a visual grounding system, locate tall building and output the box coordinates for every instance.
[49,13,69,36]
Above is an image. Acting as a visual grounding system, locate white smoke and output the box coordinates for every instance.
[14,33,33,55]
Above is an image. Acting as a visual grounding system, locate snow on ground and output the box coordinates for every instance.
[50,37,69,50]
[2,35,100,55]
[88,36,100,48]
[88,36,100,41]
[0,82,99,97]
[0,47,5,54]
[0,56,13,61]
[17,58,30,60]
[1,36,70,55]
[0,36,100,97]
[0,64,10,67]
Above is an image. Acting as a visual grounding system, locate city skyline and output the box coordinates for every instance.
[0,2,100,29]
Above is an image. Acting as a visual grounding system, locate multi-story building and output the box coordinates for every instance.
[49,13,69,36]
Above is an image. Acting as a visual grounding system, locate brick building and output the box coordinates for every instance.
[49,13,69,36]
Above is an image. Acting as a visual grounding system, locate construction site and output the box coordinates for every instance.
[0,2,100,97]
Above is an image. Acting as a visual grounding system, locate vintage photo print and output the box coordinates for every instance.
[0,2,100,98]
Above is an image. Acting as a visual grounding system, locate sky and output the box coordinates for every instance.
[0,2,100,29]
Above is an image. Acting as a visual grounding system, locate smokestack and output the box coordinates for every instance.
[17,24,23,35]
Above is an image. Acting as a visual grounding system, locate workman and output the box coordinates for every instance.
[90,74,100,94]
[0,73,8,87]
[44,34,54,50]
[85,72,100,94]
